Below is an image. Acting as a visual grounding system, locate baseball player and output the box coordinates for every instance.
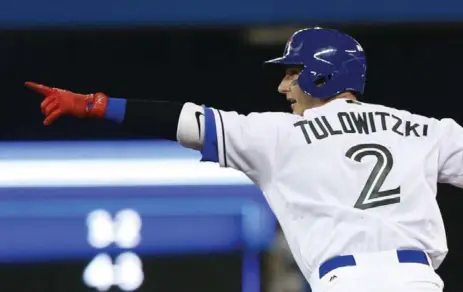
[26,27,455,292]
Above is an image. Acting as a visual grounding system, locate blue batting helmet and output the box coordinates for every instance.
[265,27,367,99]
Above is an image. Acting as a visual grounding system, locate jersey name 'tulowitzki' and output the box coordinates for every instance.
[201,98,463,281]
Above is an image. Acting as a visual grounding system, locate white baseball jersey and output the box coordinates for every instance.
[199,98,463,281]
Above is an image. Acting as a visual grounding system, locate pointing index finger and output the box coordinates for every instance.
[25,81,55,96]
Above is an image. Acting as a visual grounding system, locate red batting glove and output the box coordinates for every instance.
[25,81,108,126]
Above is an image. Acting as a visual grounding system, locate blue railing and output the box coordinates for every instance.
[0,0,462,28]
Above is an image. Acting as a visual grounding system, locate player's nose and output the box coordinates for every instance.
[278,79,291,94]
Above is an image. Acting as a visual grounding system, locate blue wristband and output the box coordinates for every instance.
[104,97,127,123]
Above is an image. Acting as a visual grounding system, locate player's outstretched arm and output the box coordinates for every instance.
[25,81,294,187]
[25,81,205,150]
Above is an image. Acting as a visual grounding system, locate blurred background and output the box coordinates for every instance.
[0,0,462,291]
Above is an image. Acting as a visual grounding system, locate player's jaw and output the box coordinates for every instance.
[288,92,314,115]
[278,68,313,115]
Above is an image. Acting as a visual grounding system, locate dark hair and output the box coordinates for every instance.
[345,90,362,100]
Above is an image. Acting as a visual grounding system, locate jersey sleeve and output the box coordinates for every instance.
[437,118,463,187]
[200,106,289,186]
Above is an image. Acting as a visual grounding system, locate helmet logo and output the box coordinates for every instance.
[284,39,304,56]
[313,48,336,65]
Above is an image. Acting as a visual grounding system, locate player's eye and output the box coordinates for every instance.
[286,69,299,76]
[285,66,303,76]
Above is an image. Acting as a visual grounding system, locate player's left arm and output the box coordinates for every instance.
[436,118,463,188]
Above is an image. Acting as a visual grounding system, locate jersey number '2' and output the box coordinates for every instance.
[346,143,401,210]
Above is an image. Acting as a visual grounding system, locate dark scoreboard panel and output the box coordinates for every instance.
[0,185,275,261]
[0,185,273,292]
[0,141,275,292]
[0,253,244,292]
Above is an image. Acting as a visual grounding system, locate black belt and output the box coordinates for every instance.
[319,249,429,279]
